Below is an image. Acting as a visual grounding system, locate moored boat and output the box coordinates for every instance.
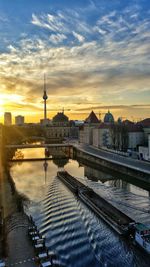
[57,170,134,236]
[134,223,150,254]
[78,187,133,236]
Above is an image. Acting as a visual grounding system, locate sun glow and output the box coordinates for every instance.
[0,99,4,106]
[0,93,23,119]
[0,93,23,107]
[0,98,4,113]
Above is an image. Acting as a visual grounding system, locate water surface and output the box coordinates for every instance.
[10,148,150,267]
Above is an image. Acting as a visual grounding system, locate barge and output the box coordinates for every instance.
[57,170,134,236]
[57,170,83,194]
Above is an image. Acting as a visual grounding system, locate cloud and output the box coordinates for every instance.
[31,12,68,34]
[0,2,150,121]
[76,104,150,111]
[49,33,67,44]
[0,14,9,23]
[72,31,85,42]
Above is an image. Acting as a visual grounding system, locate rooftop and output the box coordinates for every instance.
[85,111,99,124]
[135,223,150,232]
[137,118,150,127]
[53,112,69,122]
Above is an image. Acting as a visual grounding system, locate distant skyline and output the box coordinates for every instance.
[0,0,150,123]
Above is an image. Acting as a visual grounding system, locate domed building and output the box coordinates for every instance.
[46,111,70,140]
[104,110,114,123]
[53,112,69,123]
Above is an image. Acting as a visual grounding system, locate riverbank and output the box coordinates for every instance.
[5,212,36,267]
[0,155,19,258]
[0,156,36,264]
[8,142,150,182]
[73,144,150,183]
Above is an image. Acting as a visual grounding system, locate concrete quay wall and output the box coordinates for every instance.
[74,148,150,184]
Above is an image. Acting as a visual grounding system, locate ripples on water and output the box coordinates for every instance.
[10,151,150,267]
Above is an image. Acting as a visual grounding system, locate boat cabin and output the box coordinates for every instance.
[135,223,150,254]
[135,223,150,237]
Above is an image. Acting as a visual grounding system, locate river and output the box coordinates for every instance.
[10,147,150,267]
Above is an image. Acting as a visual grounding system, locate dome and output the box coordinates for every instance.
[53,112,69,122]
[104,110,114,123]
[52,157,69,168]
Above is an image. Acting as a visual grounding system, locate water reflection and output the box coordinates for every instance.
[81,162,150,198]
[15,147,45,159]
[106,179,150,198]
[10,148,150,267]
[13,150,24,160]
[84,165,113,182]
[43,160,48,184]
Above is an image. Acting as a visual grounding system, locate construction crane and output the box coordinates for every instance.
[47,108,71,112]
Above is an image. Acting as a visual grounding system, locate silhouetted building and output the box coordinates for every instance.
[15,115,24,125]
[53,111,69,125]
[4,112,12,125]
[85,111,99,124]
[104,110,114,123]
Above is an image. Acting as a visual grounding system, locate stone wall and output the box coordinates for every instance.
[74,148,150,184]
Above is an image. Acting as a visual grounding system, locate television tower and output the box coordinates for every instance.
[43,74,48,120]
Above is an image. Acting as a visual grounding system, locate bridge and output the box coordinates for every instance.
[6,143,72,149]
[6,143,150,180]
[10,156,69,162]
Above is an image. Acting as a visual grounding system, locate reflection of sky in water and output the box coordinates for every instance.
[10,157,83,204]
[10,147,150,202]
[10,148,150,225]
[9,148,150,267]
[16,147,45,158]
[105,180,150,197]
[10,160,57,202]
[65,160,84,179]
[83,165,150,198]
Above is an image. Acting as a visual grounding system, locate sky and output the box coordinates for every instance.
[0,0,150,123]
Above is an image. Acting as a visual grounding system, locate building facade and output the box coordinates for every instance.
[80,111,150,154]
[79,111,99,145]
[15,115,24,126]
[41,112,79,141]
[4,112,12,126]
[93,124,112,148]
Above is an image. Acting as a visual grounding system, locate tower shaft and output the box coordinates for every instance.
[43,74,48,120]
[44,98,47,120]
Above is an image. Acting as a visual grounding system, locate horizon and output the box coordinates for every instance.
[0,0,150,123]
[1,109,149,125]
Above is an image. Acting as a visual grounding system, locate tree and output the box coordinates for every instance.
[110,123,128,151]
